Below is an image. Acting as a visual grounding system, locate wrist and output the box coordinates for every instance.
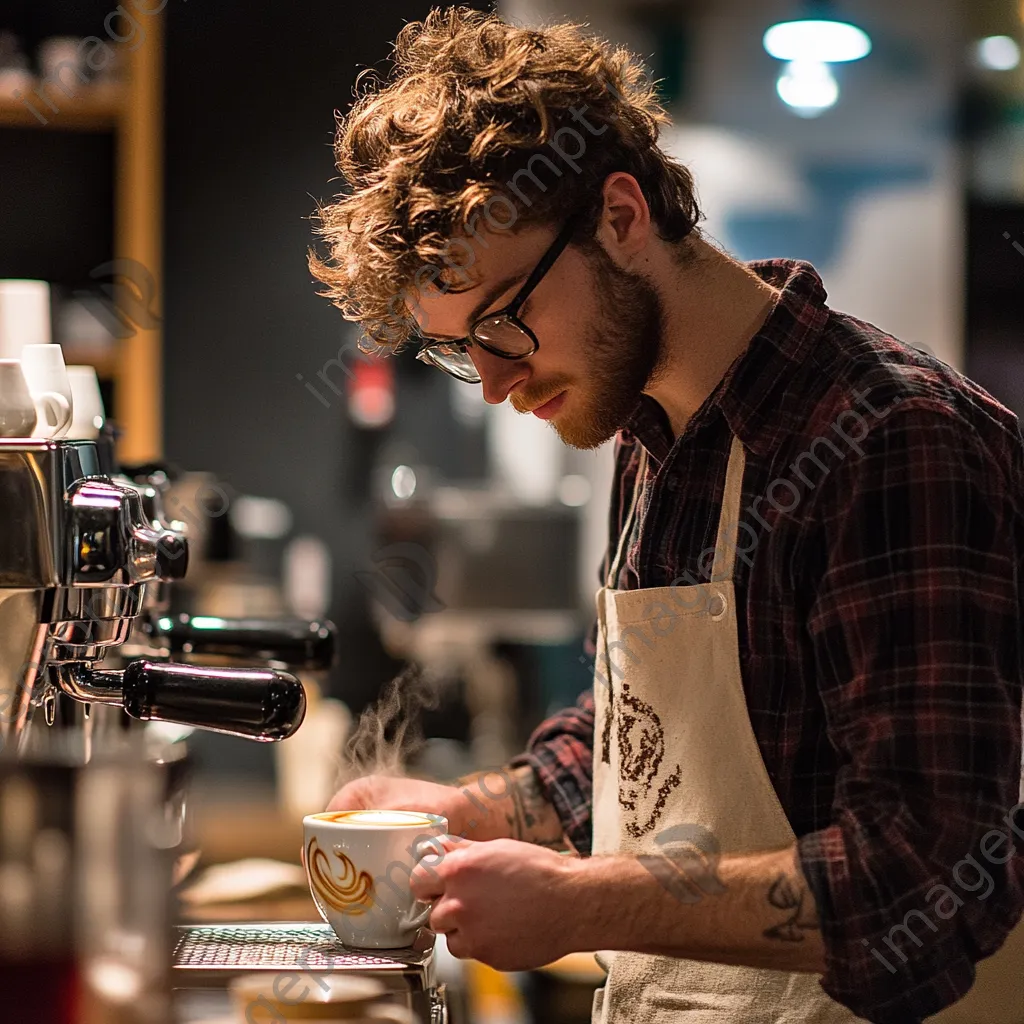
[559,854,620,952]
[450,770,516,841]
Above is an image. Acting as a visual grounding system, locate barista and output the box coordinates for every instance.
[316,9,1024,1022]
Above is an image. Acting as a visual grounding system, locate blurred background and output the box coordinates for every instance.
[1,0,1023,1019]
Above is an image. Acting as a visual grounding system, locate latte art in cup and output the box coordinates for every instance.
[311,810,436,827]
[306,837,375,915]
[302,809,448,949]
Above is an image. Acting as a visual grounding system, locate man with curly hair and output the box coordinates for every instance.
[319,8,1024,1023]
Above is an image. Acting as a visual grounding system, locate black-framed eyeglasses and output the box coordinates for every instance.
[413,214,581,383]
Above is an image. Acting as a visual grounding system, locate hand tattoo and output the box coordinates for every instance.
[763,873,820,942]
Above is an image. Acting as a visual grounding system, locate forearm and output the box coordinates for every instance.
[570,843,825,973]
[454,765,569,849]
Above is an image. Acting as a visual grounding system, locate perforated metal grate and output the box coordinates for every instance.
[172,924,431,973]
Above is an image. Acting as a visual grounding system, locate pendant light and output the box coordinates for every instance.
[763,1,872,117]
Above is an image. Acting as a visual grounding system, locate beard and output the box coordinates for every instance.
[511,242,666,450]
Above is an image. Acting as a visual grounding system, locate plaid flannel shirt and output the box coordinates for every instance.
[511,260,1024,1022]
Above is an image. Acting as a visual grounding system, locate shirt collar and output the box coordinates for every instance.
[624,259,831,460]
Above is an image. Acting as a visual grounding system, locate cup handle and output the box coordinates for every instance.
[401,900,433,932]
[400,834,445,931]
[32,391,71,437]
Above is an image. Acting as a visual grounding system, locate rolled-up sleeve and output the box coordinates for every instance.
[510,688,596,854]
[797,402,1024,1022]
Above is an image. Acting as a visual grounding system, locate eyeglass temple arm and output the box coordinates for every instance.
[504,213,584,317]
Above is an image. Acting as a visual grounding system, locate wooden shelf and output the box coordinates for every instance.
[1,17,163,460]
[0,85,125,131]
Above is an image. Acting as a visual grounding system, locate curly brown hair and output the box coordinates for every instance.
[309,6,701,351]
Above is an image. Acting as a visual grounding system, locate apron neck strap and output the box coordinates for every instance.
[604,434,747,590]
[606,446,648,588]
[710,435,747,581]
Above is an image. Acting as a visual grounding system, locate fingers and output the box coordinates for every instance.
[409,833,474,899]
[431,833,470,855]
[325,783,361,812]
[444,930,470,959]
[429,896,461,936]
[410,856,446,900]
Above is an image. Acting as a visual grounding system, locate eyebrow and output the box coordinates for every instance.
[417,271,528,342]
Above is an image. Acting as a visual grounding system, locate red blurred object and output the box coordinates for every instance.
[347,357,395,429]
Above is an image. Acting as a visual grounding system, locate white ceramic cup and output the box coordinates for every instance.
[302,809,448,950]
[65,365,106,440]
[0,280,52,359]
[0,359,71,439]
[229,973,416,1022]
[19,344,73,438]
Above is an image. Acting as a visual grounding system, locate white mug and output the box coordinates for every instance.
[65,365,106,440]
[0,359,70,439]
[229,973,416,1022]
[19,344,73,438]
[302,809,447,949]
[0,280,52,359]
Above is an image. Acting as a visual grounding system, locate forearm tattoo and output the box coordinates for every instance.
[506,765,569,849]
[763,872,820,942]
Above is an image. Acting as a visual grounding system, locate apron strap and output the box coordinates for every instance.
[606,434,746,589]
[606,447,648,589]
[710,434,747,581]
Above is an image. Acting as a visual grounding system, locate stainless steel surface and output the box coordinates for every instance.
[174,923,434,976]
[172,923,447,1023]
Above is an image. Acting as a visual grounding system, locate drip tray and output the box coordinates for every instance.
[172,923,445,1022]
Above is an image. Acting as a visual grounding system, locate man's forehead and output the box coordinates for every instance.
[409,222,550,336]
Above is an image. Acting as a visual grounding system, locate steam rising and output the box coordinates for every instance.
[338,665,439,785]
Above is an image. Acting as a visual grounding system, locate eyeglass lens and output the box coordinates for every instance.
[471,316,535,357]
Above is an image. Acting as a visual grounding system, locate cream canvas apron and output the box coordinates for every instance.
[590,433,1024,1023]
[591,434,866,1023]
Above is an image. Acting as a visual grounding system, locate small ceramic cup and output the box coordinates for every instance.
[229,973,416,1022]
[65,365,106,440]
[0,359,70,439]
[19,344,73,438]
[0,279,51,359]
[302,809,448,950]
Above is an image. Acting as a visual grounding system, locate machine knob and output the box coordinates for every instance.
[130,524,189,582]
[67,479,189,585]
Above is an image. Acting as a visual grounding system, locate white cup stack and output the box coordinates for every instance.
[0,279,51,357]
[0,282,82,440]
[65,365,106,440]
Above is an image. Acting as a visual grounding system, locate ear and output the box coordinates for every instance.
[593,172,652,267]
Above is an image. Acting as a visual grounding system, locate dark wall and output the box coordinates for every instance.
[0,0,117,284]
[964,200,1024,418]
[163,2,490,733]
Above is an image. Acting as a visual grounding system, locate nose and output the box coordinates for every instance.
[471,347,531,405]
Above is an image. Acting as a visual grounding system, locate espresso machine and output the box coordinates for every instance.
[0,432,310,1024]
[0,431,448,1023]
[0,437,309,750]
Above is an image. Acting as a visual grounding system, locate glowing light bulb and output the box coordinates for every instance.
[776,60,840,117]
[391,465,417,500]
[763,19,871,63]
[974,35,1021,71]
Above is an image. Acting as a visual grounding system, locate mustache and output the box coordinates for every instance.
[510,380,570,414]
